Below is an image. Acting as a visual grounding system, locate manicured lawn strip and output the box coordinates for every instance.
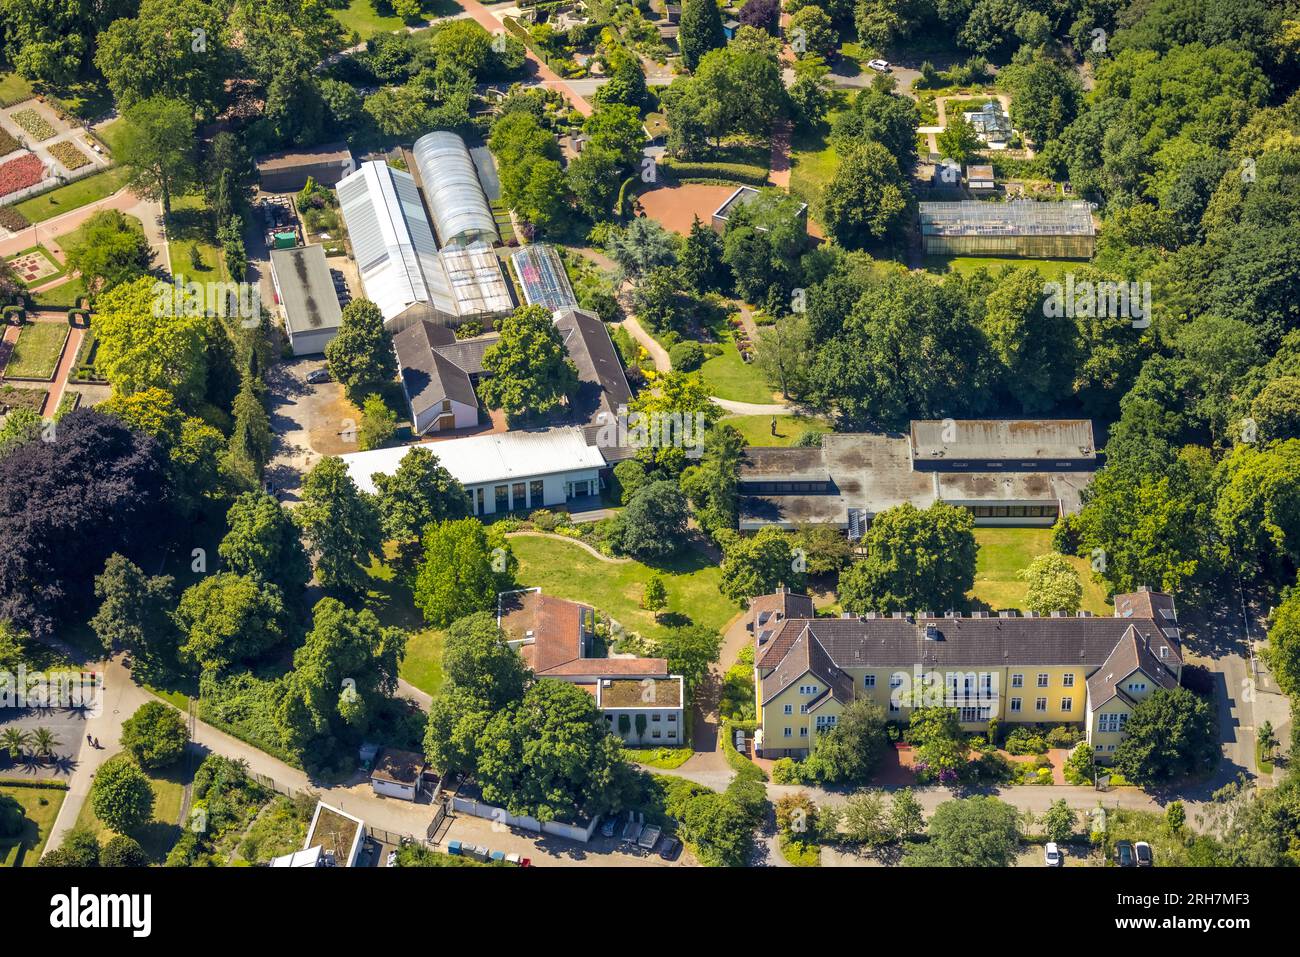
[400,628,446,696]
[699,339,776,404]
[32,275,87,310]
[719,413,832,447]
[74,762,190,863]
[4,322,69,379]
[511,534,742,641]
[94,117,129,156]
[168,193,226,280]
[970,527,1111,615]
[0,783,66,866]
[13,166,130,222]
[626,746,693,769]
[788,104,848,215]
[330,0,458,39]
[923,256,1078,281]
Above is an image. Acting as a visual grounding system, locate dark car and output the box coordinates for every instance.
[658,836,682,861]
[1134,841,1153,867]
[1114,840,1136,867]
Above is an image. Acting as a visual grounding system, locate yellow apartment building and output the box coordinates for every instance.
[749,587,1182,762]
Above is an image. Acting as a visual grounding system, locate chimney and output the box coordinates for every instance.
[1050,611,1066,618]
[1025,611,1040,618]
[1076,610,1091,618]
[998,610,1016,618]
[918,610,933,619]
[891,611,904,619]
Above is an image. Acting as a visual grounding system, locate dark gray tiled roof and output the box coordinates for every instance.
[433,332,500,376]
[1086,625,1180,707]
[554,308,633,428]
[394,321,477,417]
[761,627,854,706]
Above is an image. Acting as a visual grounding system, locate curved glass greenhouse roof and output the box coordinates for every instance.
[412,131,499,248]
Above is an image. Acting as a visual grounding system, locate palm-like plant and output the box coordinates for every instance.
[31,727,58,759]
[1,727,30,760]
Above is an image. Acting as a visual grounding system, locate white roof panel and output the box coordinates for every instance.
[340,427,608,493]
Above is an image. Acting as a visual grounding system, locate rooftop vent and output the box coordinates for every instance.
[998,610,1016,618]
[924,624,940,641]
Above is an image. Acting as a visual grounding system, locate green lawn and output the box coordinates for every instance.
[330,0,459,39]
[788,104,849,215]
[32,275,87,309]
[970,527,1111,615]
[13,167,131,223]
[95,117,129,156]
[401,628,446,696]
[512,534,742,642]
[0,72,34,107]
[4,322,69,379]
[168,193,226,280]
[626,746,693,769]
[74,762,190,864]
[720,413,832,447]
[699,340,778,404]
[364,548,446,696]
[923,256,1080,281]
[0,784,66,866]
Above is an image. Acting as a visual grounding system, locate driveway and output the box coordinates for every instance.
[265,356,357,500]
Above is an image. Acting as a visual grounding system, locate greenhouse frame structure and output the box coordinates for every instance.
[412,131,500,248]
[919,200,1096,258]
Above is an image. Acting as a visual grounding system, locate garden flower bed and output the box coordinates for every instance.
[10,108,55,141]
[0,205,28,231]
[0,153,46,198]
[0,127,19,158]
[47,141,89,171]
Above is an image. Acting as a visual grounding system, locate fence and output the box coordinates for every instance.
[452,794,599,843]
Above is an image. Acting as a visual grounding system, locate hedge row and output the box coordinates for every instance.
[657,159,770,187]
[0,777,69,790]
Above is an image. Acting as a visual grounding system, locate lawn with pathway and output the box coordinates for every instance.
[73,762,191,863]
[512,534,741,642]
[3,321,69,380]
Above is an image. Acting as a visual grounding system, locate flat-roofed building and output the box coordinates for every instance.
[339,426,607,515]
[711,185,808,234]
[268,244,343,355]
[256,142,355,193]
[738,422,1100,534]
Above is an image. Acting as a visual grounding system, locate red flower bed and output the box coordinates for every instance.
[0,153,47,198]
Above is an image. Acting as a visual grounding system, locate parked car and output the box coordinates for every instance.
[1044,842,1063,867]
[867,58,891,72]
[386,850,398,867]
[600,816,618,839]
[658,836,682,861]
[621,819,643,845]
[306,368,331,384]
[1114,840,1136,867]
[1134,841,1153,867]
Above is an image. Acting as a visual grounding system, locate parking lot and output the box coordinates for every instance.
[0,704,92,780]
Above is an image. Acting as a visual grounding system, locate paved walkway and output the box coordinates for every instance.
[617,314,670,371]
[709,396,796,415]
[505,530,632,563]
[456,0,593,116]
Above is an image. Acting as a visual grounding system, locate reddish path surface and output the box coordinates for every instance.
[0,187,139,259]
[44,322,84,416]
[457,0,593,116]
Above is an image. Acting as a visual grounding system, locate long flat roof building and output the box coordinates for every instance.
[340,427,607,516]
[268,244,343,356]
[739,422,1101,534]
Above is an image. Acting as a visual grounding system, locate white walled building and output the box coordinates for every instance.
[340,426,607,516]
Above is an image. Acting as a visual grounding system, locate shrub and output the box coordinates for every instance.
[771,757,804,784]
[669,340,705,372]
[90,755,155,833]
[1045,725,1083,749]
[120,700,188,770]
[1004,726,1049,755]
[0,791,24,836]
[100,834,147,866]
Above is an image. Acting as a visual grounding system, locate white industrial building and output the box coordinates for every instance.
[337,159,457,322]
[340,427,606,516]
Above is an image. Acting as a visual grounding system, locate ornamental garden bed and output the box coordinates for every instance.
[0,205,29,230]
[3,321,69,380]
[0,384,47,413]
[0,127,19,158]
[0,153,46,199]
[46,141,90,171]
[10,108,56,141]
